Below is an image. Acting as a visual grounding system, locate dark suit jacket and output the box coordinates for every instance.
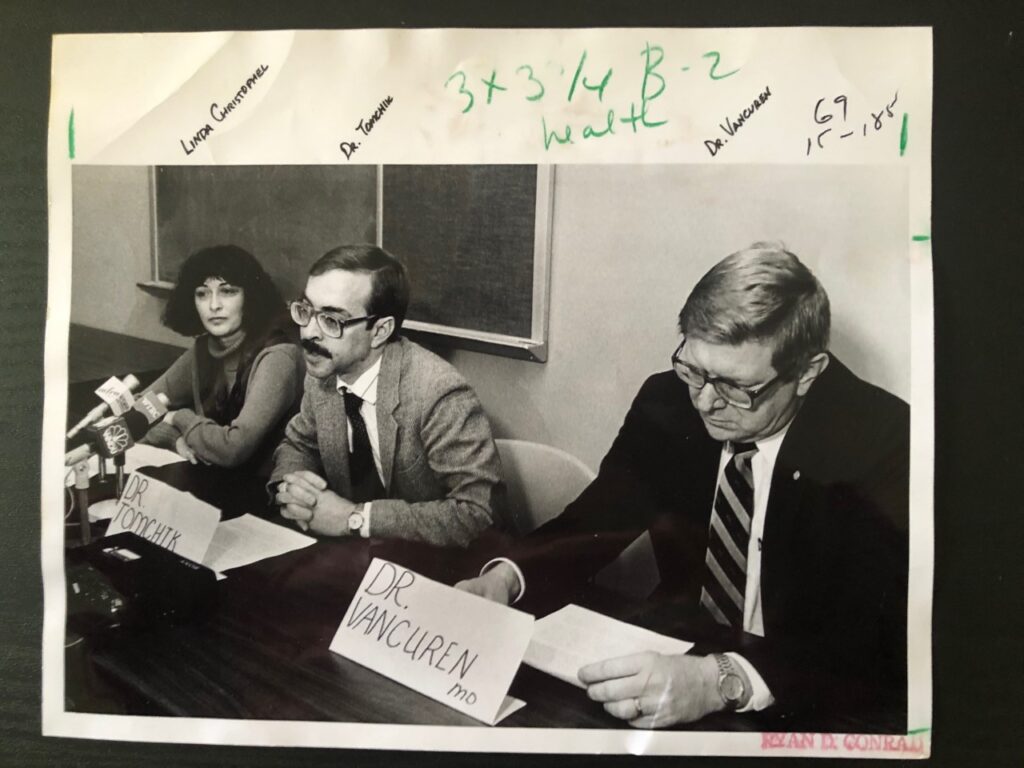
[271,338,502,547]
[505,355,909,730]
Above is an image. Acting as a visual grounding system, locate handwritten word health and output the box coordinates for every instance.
[179,64,269,156]
[444,44,741,151]
[340,95,394,159]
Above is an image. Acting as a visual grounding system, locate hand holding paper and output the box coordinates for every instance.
[579,651,724,729]
[454,562,519,605]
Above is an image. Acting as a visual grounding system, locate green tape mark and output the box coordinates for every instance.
[912,234,930,242]
[68,108,75,159]
[907,726,930,735]
[899,112,908,156]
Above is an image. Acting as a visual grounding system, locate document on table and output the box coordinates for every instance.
[524,604,694,688]
[202,513,315,573]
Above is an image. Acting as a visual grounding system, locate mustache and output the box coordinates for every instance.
[301,339,330,357]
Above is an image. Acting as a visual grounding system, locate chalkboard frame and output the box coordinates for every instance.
[395,165,554,362]
[143,165,554,362]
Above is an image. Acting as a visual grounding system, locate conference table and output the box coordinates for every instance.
[63,458,775,732]
[61,372,902,736]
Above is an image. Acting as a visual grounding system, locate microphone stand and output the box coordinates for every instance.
[114,453,126,498]
[72,459,91,546]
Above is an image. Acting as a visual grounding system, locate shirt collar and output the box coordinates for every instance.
[728,423,790,463]
[336,356,382,406]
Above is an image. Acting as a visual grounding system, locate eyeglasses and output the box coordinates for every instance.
[289,301,378,339]
[670,338,785,410]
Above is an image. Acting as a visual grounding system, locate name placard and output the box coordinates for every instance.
[330,558,533,725]
[104,474,221,565]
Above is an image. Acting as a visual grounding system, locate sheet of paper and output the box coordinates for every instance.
[524,604,694,688]
[201,513,315,573]
[494,695,526,724]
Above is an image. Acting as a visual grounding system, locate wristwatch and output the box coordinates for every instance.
[347,504,365,535]
[713,653,750,710]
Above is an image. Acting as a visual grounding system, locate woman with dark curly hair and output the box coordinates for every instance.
[143,244,304,476]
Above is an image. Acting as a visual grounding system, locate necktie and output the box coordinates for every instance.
[701,441,758,628]
[342,389,385,503]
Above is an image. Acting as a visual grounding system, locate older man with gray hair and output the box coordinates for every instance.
[459,243,909,731]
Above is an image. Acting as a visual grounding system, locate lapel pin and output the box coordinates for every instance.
[792,470,801,480]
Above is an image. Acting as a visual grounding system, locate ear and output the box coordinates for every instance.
[794,353,829,397]
[369,316,395,349]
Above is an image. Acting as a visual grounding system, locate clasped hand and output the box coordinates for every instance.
[578,651,725,729]
[275,470,355,535]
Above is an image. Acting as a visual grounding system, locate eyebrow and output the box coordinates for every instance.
[301,294,350,316]
[679,357,760,389]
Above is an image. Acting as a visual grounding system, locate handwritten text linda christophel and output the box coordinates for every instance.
[179,64,270,156]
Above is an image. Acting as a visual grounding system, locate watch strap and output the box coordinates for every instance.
[713,653,750,710]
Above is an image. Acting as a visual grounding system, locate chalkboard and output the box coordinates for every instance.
[154,165,550,359]
[155,165,378,302]
[382,165,539,339]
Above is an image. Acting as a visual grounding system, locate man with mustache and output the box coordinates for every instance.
[458,244,909,731]
[270,245,502,546]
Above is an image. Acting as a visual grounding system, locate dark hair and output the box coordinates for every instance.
[162,245,287,339]
[678,242,831,376]
[309,244,410,341]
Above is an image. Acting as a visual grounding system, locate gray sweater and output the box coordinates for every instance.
[145,340,304,473]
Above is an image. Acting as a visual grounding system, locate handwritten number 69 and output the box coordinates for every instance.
[814,95,848,124]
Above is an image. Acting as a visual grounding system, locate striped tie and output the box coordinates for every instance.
[700,441,758,628]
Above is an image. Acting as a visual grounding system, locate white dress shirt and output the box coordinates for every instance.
[486,423,793,713]
[336,357,384,536]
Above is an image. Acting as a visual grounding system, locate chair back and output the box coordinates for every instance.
[495,439,596,535]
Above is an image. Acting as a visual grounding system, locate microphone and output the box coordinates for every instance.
[65,391,168,546]
[66,374,141,440]
[65,391,169,467]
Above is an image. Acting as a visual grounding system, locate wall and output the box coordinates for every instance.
[448,165,910,469]
[71,165,186,348]
[71,164,910,470]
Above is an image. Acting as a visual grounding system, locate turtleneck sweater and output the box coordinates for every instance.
[143,333,304,473]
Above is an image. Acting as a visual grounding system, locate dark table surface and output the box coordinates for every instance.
[64,460,770,731]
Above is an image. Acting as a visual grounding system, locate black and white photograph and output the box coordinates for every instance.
[41,27,934,758]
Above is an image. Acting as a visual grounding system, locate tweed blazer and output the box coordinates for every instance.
[271,337,502,546]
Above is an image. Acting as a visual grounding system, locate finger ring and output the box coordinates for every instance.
[634,697,643,717]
